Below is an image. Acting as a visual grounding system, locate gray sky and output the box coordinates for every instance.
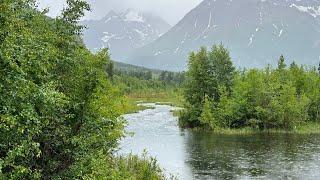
[36,0,203,25]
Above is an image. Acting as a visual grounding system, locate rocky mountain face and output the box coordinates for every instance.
[128,0,320,71]
[81,9,171,61]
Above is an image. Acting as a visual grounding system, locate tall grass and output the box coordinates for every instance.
[185,123,320,135]
[114,153,166,180]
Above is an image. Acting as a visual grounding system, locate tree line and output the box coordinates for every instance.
[108,62,185,95]
[180,45,320,131]
[113,65,185,85]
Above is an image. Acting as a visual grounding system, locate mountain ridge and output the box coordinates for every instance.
[81,9,171,61]
[127,0,320,71]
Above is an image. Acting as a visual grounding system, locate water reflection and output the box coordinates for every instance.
[120,104,320,180]
[185,132,320,179]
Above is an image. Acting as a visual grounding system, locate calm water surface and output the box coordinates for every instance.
[119,103,320,180]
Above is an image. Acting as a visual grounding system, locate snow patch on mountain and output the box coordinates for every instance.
[290,4,320,17]
[278,29,283,37]
[81,9,171,61]
[248,34,255,46]
[124,10,145,22]
[101,32,116,43]
[133,29,148,40]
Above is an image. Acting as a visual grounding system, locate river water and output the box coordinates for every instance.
[119,103,320,180]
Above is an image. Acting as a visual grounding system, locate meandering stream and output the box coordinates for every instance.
[119,103,320,179]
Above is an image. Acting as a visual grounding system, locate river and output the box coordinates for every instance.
[119,103,320,180]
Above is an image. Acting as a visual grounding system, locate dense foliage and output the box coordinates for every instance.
[180,45,320,131]
[0,0,164,179]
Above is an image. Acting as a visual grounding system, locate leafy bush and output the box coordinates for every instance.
[0,0,165,179]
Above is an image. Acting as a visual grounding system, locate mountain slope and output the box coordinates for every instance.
[129,0,320,71]
[81,9,171,61]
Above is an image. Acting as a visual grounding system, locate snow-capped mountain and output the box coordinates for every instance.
[128,0,320,71]
[81,9,171,61]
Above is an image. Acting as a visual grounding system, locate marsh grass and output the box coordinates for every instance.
[123,89,184,115]
[114,152,177,180]
[186,123,320,135]
[294,122,320,134]
[126,89,184,107]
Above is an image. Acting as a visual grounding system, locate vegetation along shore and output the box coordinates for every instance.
[179,45,320,134]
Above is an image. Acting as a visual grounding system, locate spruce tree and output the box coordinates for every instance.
[106,61,114,80]
[277,55,287,70]
[290,61,298,70]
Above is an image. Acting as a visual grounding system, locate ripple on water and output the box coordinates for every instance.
[119,103,320,180]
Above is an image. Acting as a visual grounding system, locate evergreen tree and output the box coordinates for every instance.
[146,71,152,80]
[106,60,114,79]
[290,61,298,70]
[97,48,114,80]
[277,55,287,70]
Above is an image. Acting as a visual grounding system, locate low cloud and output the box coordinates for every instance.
[37,0,202,25]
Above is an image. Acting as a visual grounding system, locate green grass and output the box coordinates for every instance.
[186,123,320,135]
[122,99,155,114]
[295,122,320,134]
[114,153,166,180]
[170,109,182,117]
[83,152,168,180]
[124,88,184,115]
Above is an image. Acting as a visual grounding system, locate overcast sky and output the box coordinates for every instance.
[36,0,202,25]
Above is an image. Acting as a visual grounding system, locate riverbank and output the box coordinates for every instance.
[122,99,155,114]
[184,122,320,135]
[123,98,320,136]
[125,101,320,135]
